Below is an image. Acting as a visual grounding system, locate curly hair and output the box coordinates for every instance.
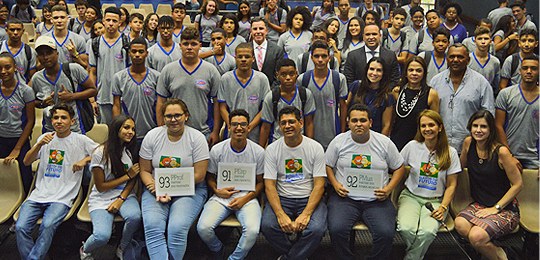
[286,6,312,31]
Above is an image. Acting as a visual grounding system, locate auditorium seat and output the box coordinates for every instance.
[139,3,154,15]
[0,160,25,224]
[517,169,539,233]
[86,124,108,145]
[77,177,123,222]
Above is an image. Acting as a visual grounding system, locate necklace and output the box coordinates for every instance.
[396,85,422,118]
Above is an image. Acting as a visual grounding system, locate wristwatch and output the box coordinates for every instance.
[495,204,501,212]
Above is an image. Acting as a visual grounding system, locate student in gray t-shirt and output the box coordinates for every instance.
[200,28,236,75]
[113,38,159,143]
[194,0,221,47]
[406,9,454,58]
[417,27,450,83]
[468,27,501,95]
[156,27,223,146]
[499,29,539,89]
[259,0,287,43]
[1,19,37,83]
[259,58,316,147]
[147,16,182,71]
[45,6,88,67]
[218,43,271,143]
[297,41,347,149]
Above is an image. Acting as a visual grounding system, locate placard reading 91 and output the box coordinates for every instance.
[217,163,256,191]
[154,168,195,196]
[343,168,384,199]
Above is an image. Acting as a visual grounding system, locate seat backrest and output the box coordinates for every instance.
[0,160,25,223]
[131,8,147,17]
[86,123,108,145]
[517,169,539,233]
[121,3,135,13]
[450,168,474,217]
[23,23,36,41]
[156,4,172,16]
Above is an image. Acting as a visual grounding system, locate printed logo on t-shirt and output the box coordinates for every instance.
[326,99,335,107]
[532,108,539,122]
[45,149,65,178]
[284,158,304,183]
[418,162,439,190]
[115,53,124,62]
[195,79,209,90]
[159,156,181,168]
[8,103,24,112]
[248,94,259,104]
[351,154,371,169]
[143,86,155,96]
[17,65,25,76]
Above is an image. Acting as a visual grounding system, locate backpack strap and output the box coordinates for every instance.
[330,56,335,69]
[271,87,280,122]
[424,50,433,68]
[298,85,307,115]
[23,43,31,78]
[301,70,311,88]
[417,29,425,54]
[92,36,100,62]
[61,63,75,93]
[121,34,130,67]
[400,30,406,50]
[510,52,520,77]
[382,28,389,48]
[331,70,340,103]
[68,18,75,31]
[300,53,309,74]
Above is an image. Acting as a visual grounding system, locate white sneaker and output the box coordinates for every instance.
[79,244,94,260]
[116,247,124,260]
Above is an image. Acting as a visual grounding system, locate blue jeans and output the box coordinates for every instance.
[327,192,396,260]
[261,196,327,259]
[141,184,208,260]
[15,200,70,260]
[83,196,142,253]
[197,199,261,260]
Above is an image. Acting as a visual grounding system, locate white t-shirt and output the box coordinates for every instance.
[28,132,97,207]
[140,126,209,174]
[207,139,265,207]
[401,140,461,198]
[88,146,136,212]
[325,130,404,201]
[264,136,326,198]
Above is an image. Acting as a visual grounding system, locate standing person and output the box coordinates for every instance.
[499,29,538,89]
[68,0,87,34]
[392,56,439,151]
[197,109,265,260]
[10,0,35,23]
[296,28,341,74]
[127,13,144,41]
[487,0,512,34]
[250,17,285,86]
[117,7,130,36]
[343,24,401,87]
[495,56,539,169]
[1,19,37,83]
[139,98,209,260]
[78,5,100,41]
[323,18,341,63]
[311,0,336,30]
[401,0,421,27]
[45,5,88,67]
[258,0,287,43]
[456,110,522,260]
[199,28,237,75]
[170,3,187,44]
[218,43,271,143]
[0,52,35,194]
[462,19,494,55]
[195,0,221,47]
[112,37,159,144]
[326,103,406,260]
[80,115,142,260]
[355,0,384,20]
[441,2,467,43]
[381,7,409,64]
[259,59,316,147]
[401,6,424,47]
[36,4,54,37]
[141,13,159,47]
[407,9,453,59]
[88,6,130,125]
[156,26,222,146]
[0,4,9,42]
[417,27,450,83]
[347,57,395,136]
[340,17,365,68]
[468,26,501,95]
[237,1,252,40]
[261,106,327,260]
[17,103,96,260]
[219,13,247,57]
[430,44,494,152]
[397,110,460,260]
[30,35,96,134]
[492,15,519,63]
[146,16,182,72]
[298,40,348,149]
[510,1,537,33]
[277,6,312,60]
[336,0,352,50]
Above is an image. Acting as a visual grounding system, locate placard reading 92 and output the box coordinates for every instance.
[217,163,256,191]
[154,168,195,196]
[343,168,384,199]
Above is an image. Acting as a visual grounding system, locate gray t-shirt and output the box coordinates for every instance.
[260,86,316,143]
[462,36,495,55]
[0,41,37,82]
[382,30,410,56]
[500,54,522,86]
[337,18,350,50]
[468,52,501,94]
[278,30,312,60]
[147,42,182,71]
[487,7,512,33]
[238,21,251,41]
[43,31,87,64]
[36,22,54,36]
[297,70,347,149]
[217,69,271,142]
[295,52,340,74]
[194,14,221,43]
[112,67,160,139]
[259,8,287,43]
[0,81,34,138]
[88,35,130,105]
[418,51,448,83]
[407,27,454,55]
[225,35,246,57]
[31,63,89,133]
[0,27,7,42]
[495,84,539,164]
[78,26,92,42]
[157,59,221,135]
[202,47,236,75]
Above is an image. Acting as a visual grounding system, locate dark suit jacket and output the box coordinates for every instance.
[343,46,401,87]
[251,40,284,86]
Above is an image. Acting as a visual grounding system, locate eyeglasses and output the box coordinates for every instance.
[164,113,184,120]
[448,94,455,109]
[231,122,248,128]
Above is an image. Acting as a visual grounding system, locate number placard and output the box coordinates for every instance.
[344,168,384,199]
[217,163,256,191]
[154,168,195,197]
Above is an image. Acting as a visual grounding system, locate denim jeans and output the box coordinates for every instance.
[82,196,142,253]
[197,199,261,260]
[327,192,396,260]
[261,196,327,259]
[15,200,70,260]
[141,184,208,260]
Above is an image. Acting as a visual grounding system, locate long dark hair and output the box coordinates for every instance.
[142,13,159,41]
[466,110,500,160]
[90,19,103,39]
[494,15,515,38]
[219,13,240,36]
[237,1,252,21]
[102,115,139,177]
[353,57,391,107]
[342,16,364,53]
[399,56,430,99]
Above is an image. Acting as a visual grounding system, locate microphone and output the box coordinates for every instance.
[424,202,472,260]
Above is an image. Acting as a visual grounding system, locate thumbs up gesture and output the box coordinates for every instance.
[57,84,73,101]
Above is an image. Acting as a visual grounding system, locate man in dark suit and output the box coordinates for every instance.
[343,24,401,87]
[250,17,285,86]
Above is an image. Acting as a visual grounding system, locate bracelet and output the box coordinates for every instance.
[440,204,448,211]
[126,172,132,180]
[118,195,126,201]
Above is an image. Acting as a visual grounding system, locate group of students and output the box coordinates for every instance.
[0,0,538,260]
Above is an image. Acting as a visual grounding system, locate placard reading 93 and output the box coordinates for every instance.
[343,168,384,199]
[154,168,195,196]
[217,163,256,191]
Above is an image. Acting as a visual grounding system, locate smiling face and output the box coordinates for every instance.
[412,11,424,28]
[93,22,105,36]
[279,113,303,138]
[84,8,97,23]
[206,0,217,15]
[406,61,424,86]
[250,20,268,45]
[366,61,383,84]
[118,119,136,143]
[0,56,15,82]
[348,19,361,37]
[229,115,250,140]
[419,116,441,143]
[163,104,188,134]
[470,117,490,143]
[518,34,539,54]
[327,20,339,34]
[363,25,380,48]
